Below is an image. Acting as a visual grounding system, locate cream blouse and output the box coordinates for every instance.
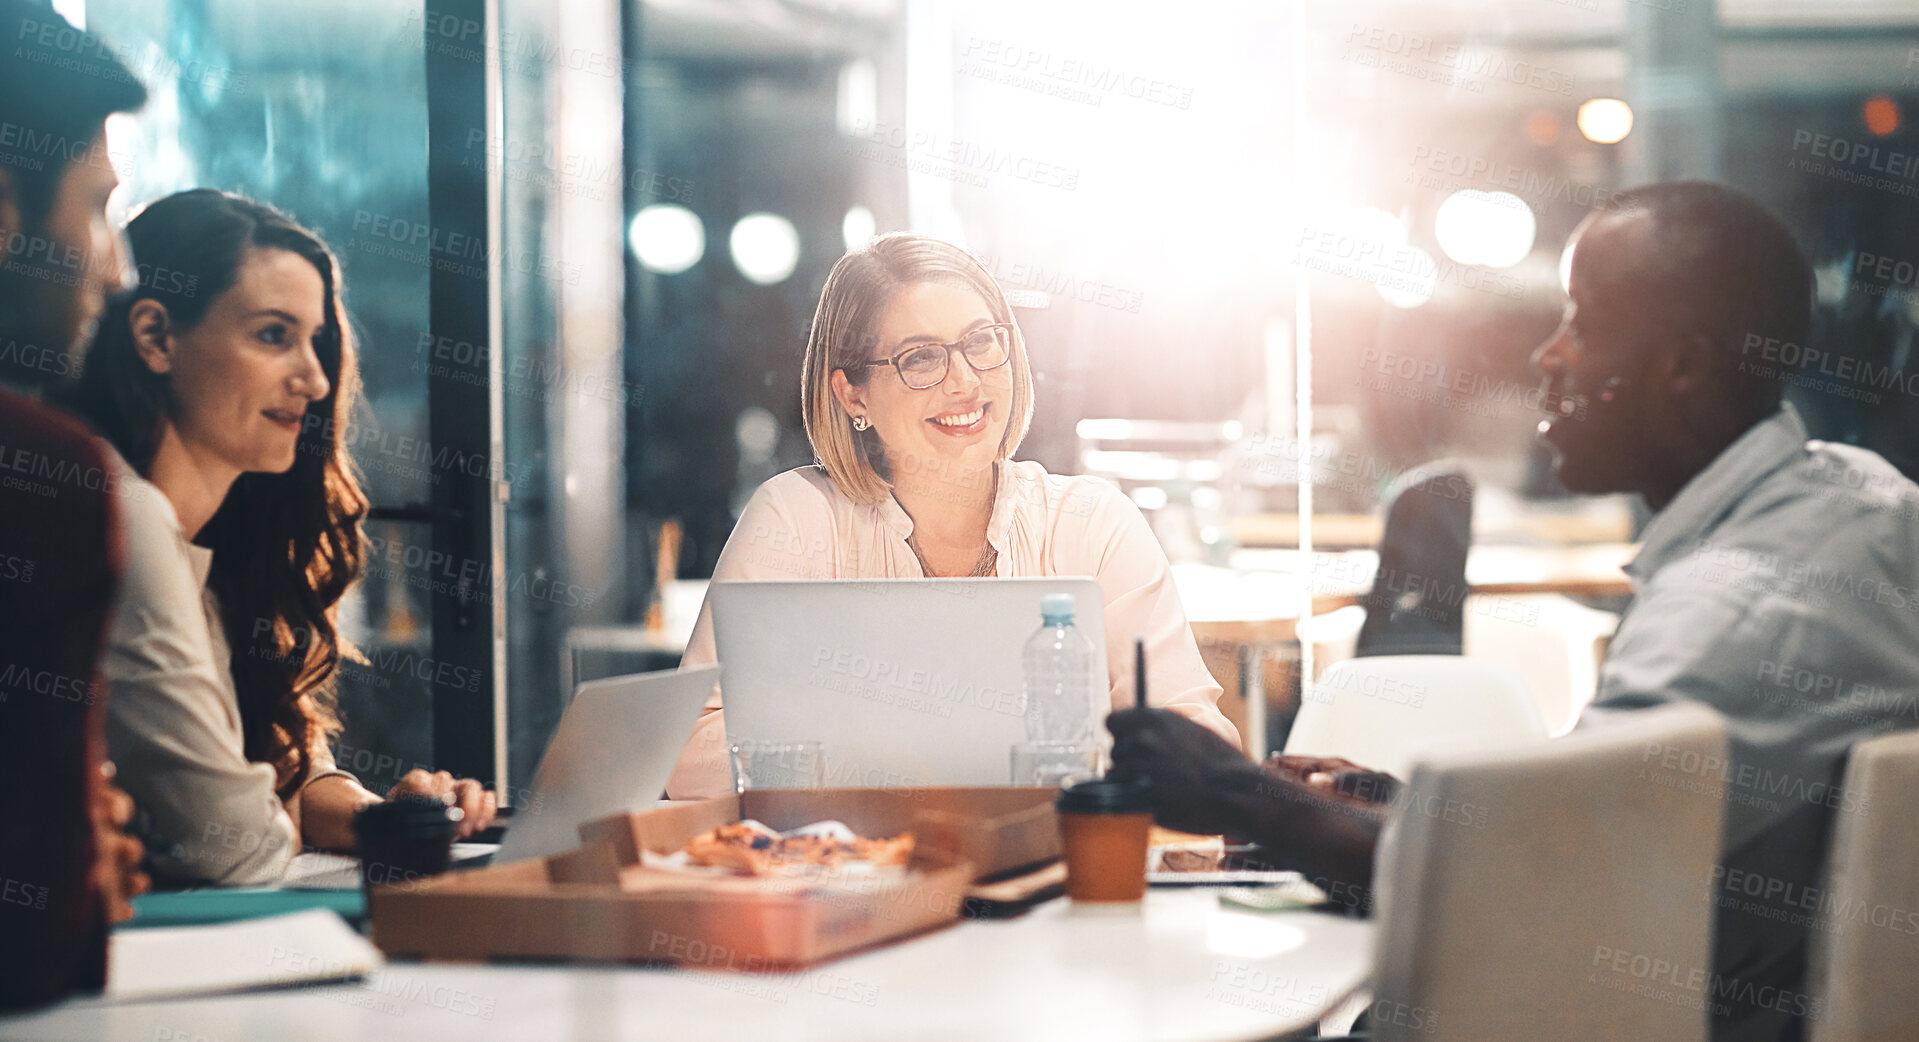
[100,449,354,885]
[666,460,1240,798]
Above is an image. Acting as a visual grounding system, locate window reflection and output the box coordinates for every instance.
[88,0,438,770]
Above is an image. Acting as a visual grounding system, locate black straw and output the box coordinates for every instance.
[1134,638,1147,710]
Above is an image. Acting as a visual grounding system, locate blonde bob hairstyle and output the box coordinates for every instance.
[801,233,1036,506]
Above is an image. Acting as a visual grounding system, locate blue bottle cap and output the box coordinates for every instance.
[1040,593,1076,622]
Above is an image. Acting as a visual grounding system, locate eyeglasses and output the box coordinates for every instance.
[846,323,1013,390]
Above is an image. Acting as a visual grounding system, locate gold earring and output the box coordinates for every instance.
[852,415,870,431]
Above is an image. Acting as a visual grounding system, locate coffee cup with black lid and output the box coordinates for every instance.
[1055,776,1153,904]
[353,795,461,893]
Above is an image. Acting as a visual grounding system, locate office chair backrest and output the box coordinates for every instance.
[1356,462,1474,658]
[1371,702,1728,1042]
[1807,728,1919,1042]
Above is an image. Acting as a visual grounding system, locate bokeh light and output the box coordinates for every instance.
[1434,190,1537,269]
[1864,96,1900,137]
[1524,109,1559,146]
[729,212,802,286]
[628,204,705,275]
[842,205,877,251]
[1577,98,1634,144]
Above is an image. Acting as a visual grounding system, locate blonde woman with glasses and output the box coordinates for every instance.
[666,234,1238,797]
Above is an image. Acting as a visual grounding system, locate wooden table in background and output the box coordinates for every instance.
[1231,512,1635,550]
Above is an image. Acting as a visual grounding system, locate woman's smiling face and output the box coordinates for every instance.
[141,247,333,476]
[836,281,1014,481]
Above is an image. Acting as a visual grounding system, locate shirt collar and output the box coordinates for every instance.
[880,461,1015,552]
[101,441,215,587]
[1626,403,1808,583]
[985,461,1018,550]
[146,476,215,588]
[878,485,913,537]
[182,537,215,589]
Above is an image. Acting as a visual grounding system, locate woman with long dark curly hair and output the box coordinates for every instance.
[69,189,494,885]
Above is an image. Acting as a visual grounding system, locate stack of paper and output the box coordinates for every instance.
[107,910,382,1001]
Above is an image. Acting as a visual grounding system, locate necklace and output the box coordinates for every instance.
[907,533,998,577]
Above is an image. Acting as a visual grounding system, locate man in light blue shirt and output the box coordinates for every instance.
[1533,181,1919,1042]
[1111,182,1919,1042]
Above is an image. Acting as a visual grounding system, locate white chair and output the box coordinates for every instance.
[1463,594,1619,735]
[1369,702,1729,1041]
[1296,604,1366,679]
[1807,730,1919,1042]
[1302,598,1620,737]
[1283,656,1545,779]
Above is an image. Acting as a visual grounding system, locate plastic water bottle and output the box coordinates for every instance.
[1022,594,1095,743]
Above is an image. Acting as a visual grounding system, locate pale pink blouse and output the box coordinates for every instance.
[666,460,1240,798]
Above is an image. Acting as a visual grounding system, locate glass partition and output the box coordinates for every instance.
[77,0,1919,788]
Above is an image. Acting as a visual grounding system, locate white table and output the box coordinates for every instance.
[1177,545,1636,756]
[1,891,1374,1042]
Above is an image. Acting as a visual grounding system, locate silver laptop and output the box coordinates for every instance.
[495,664,717,863]
[709,578,1108,786]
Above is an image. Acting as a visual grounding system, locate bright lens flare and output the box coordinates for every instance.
[1578,99,1634,144]
[1339,207,1407,251]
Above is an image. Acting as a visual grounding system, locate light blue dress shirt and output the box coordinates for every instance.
[1582,404,1919,1042]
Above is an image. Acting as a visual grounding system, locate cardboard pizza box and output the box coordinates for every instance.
[367,787,1057,968]
[578,787,1062,883]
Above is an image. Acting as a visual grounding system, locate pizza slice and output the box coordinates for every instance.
[683,821,781,874]
[779,832,915,869]
[680,821,916,876]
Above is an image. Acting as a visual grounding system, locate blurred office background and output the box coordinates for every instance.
[68,0,1919,791]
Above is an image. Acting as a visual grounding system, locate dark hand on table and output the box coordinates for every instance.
[1106,708,1262,838]
[1263,754,1400,805]
[93,764,149,923]
[387,769,499,840]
